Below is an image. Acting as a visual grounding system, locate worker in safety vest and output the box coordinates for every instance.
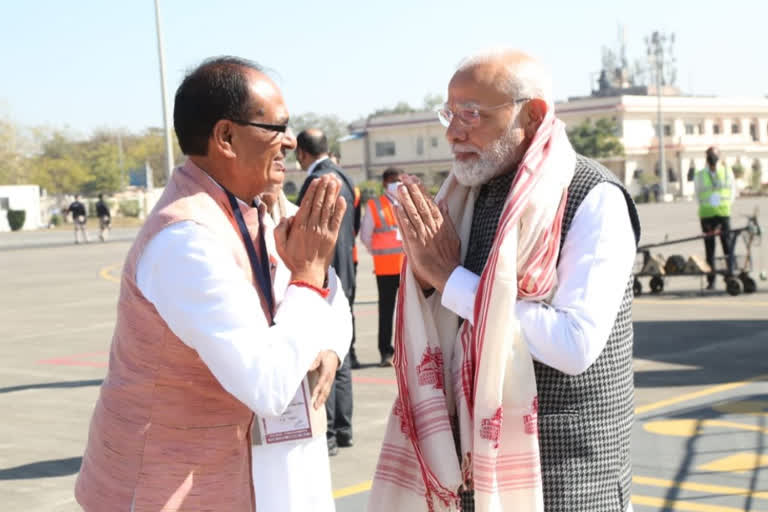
[360,168,404,367]
[694,146,736,289]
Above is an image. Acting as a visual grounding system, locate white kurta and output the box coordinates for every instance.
[441,182,637,376]
[136,207,350,512]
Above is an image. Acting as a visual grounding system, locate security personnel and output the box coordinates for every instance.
[331,151,363,369]
[350,185,362,368]
[695,146,736,289]
[360,168,404,366]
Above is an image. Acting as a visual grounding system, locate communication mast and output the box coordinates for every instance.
[645,31,677,197]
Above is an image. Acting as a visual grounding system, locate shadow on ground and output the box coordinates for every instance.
[0,457,82,480]
[0,379,103,394]
[634,319,768,389]
[637,392,768,510]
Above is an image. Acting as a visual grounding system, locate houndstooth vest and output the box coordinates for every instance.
[463,155,640,512]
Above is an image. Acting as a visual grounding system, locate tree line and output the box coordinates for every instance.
[0,118,182,195]
[1,97,623,197]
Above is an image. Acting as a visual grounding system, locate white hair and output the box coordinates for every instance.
[456,49,554,110]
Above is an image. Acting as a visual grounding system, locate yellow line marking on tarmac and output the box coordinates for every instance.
[333,475,768,502]
[333,480,372,499]
[631,494,766,511]
[635,374,768,415]
[99,263,121,283]
[713,399,768,416]
[328,375,768,500]
[698,452,768,473]
[634,475,768,500]
[644,418,768,437]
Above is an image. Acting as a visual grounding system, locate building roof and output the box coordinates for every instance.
[557,94,768,115]
[348,110,439,132]
[338,132,365,142]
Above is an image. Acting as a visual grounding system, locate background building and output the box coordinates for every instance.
[0,185,42,232]
[337,95,768,198]
[338,112,453,187]
[557,93,768,197]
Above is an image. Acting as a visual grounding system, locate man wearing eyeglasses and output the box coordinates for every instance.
[370,50,640,512]
[296,129,357,458]
[76,57,351,512]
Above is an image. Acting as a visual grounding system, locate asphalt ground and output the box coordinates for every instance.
[1,196,767,511]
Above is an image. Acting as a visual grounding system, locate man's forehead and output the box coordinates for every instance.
[448,64,507,104]
[247,71,279,97]
[245,70,288,119]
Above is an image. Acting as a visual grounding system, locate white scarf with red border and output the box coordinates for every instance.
[368,114,575,512]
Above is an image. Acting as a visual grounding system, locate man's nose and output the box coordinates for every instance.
[445,117,468,144]
[282,126,298,151]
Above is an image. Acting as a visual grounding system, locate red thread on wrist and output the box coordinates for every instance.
[290,280,330,299]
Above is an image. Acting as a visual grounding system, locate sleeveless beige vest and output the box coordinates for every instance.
[75,160,271,511]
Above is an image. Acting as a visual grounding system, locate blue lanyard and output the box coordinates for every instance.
[225,190,275,325]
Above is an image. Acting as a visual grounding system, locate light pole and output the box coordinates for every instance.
[116,131,125,188]
[646,31,676,199]
[153,0,174,182]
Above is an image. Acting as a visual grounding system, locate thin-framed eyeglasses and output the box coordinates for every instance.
[229,119,290,134]
[435,98,530,128]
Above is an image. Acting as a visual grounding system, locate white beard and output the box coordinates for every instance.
[451,121,521,187]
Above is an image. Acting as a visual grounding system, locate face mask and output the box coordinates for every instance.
[386,182,401,196]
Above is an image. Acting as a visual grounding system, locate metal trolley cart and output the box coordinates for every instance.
[634,210,763,296]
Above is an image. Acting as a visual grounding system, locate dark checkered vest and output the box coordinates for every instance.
[462,155,640,512]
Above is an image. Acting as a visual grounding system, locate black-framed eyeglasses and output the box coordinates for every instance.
[230,119,289,133]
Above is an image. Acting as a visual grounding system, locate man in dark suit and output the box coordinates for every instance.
[297,129,356,456]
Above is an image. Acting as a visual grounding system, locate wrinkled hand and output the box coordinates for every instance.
[275,175,347,288]
[308,350,339,410]
[394,175,461,293]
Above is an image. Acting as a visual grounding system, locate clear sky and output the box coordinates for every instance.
[2,0,765,136]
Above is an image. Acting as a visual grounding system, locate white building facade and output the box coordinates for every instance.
[557,94,768,197]
[338,112,453,187]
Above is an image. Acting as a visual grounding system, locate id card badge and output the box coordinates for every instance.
[252,371,326,445]
[709,193,721,207]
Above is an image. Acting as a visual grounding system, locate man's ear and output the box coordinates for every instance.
[211,120,237,159]
[523,98,548,139]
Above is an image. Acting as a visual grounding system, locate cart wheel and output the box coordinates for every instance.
[739,274,757,294]
[633,278,642,296]
[725,276,742,296]
[650,276,664,294]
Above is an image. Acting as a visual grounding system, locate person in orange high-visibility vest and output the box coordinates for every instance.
[360,168,404,366]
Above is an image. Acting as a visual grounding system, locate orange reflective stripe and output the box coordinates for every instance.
[380,195,398,228]
[371,246,402,255]
[370,196,398,233]
[367,198,382,228]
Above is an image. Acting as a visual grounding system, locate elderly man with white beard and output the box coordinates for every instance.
[368,49,640,512]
